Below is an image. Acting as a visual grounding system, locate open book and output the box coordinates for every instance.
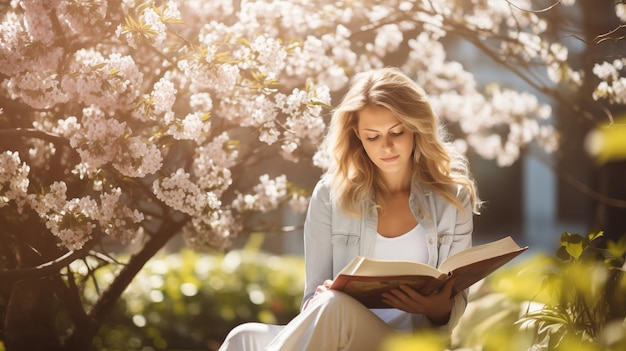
[330,236,528,309]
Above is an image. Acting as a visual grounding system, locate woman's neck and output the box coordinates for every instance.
[379,170,412,194]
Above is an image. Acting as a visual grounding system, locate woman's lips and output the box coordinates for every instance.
[381,155,399,162]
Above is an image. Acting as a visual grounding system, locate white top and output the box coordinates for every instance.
[370,223,428,331]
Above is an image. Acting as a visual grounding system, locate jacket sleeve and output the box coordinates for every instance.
[300,177,334,311]
[425,185,474,332]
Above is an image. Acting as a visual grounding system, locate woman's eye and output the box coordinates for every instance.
[391,131,404,137]
[366,136,379,141]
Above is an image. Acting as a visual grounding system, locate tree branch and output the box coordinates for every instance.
[51,273,91,335]
[0,128,71,148]
[0,244,92,283]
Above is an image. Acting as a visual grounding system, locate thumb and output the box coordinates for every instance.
[441,276,457,297]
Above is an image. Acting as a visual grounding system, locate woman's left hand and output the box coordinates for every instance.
[380,277,456,325]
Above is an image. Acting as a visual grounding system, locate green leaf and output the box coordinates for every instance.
[587,230,604,242]
[200,112,211,122]
[561,232,585,260]
[236,38,252,46]
[606,237,626,259]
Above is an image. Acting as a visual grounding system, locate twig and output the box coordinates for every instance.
[594,24,626,44]
[505,0,563,13]
[0,245,92,283]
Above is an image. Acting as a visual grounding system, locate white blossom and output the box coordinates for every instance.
[152,78,178,115]
[58,0,108,34]
[61,49,143,111]
[232,175,288,213]
[182,209,241,251]
[166,112,210,141]
[20,0,61,44]
[189,92,213,112]
[5,71,69,109]
[592,59,626,104]
[617,3,626,22]
[0,151,30,209]
[153,168,219,216]
[113,137,163,177]
[69,106,126,169]
[98,188,144,243]
[250,35,287,75]
[46,196,98,250]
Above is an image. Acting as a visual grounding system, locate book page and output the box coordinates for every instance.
[438,236,524,273]
[339,256,443,278]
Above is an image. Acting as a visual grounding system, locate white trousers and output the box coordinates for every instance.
[218,290,398,351]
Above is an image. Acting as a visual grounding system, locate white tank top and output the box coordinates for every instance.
[370,223,429,331]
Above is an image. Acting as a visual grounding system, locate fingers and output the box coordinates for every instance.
[386,285,425,308]
[306,280,336,310]
[315,280,334,295]
[381,281,457,315]
[380,292,404,310]
[381,285,424,312]
[397,284,423,300]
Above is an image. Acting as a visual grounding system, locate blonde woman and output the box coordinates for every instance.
[219,67,481,351]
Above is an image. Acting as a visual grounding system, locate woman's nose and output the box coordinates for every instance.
[382,135,393,149]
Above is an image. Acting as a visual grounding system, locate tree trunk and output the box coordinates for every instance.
[579,0,626,242]
[3,279,62,351]
[1,220,183,351]
[63,221,182,351]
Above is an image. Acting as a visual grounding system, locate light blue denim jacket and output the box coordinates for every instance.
[301,174,473,332]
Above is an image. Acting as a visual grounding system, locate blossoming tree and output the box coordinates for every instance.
[0,0,624,349]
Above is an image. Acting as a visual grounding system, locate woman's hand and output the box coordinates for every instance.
[303,279,334,310]
[381,277,456,325]
[314,279,334,296]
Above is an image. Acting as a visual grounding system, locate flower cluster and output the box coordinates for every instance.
[232,175,288,213]
[116,0,182,49]
[68,106,126,169]
[97,188,145,243]
[391,31,557,167]
[0,0,621,253]
[23,180,146,250]
[0,151,30,210]
[61,49,143,111]
[592,59,626,105]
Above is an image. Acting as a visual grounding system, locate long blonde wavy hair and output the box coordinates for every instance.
[320,67,481,217]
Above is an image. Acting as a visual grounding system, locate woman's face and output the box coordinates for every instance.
[356,105,414,179]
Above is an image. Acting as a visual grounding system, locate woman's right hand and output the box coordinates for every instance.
[303,280,334,310]
[315,279,334,296]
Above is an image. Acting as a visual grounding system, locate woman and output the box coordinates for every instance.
[219,67,481,351]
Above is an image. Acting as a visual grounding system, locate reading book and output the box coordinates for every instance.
[330,236,528,309]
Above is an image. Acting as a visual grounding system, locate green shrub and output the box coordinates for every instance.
[89,231,626,351]
[450,231,626,351]
[88,236,304,351]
